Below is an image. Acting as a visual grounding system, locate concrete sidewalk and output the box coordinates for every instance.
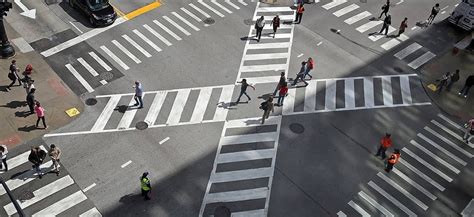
[420,49,474,120]
[0,22,83,150]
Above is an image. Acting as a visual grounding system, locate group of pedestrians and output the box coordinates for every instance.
[25,144,61,179]
[253,3,305,42]
[435,70,473,98]
[375,133,400,173]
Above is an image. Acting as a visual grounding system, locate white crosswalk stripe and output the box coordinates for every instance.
[358,191,394,217]
[117,94,145,129]
[172,12,200,31]
[112,40,141,64]
[166,89,190,125]
[377,172,428,210]
[381,39,400,50]
[122,34,152,57]
[65,64,95,93]
[211,0,233,14]
[132,29,163,52]
[348,200,370,217]
[356,20,383,33]
[407,51,436,69]
[32,191,88,216]
[394,43,422,60]
[80,208,102,217]
[417,133,467,166]
[225,0,240,10]
[322,0,347,10]
[100,45,129,70]
[198,1,225,17]
[410,140,460,174]
[153,20,182,41]
[163,16,192,36]
[403,147,453,182]
[392,168,437,200]
[344,11,371,25]
[181,7,202,22]
[143,24,173,46]
[89,51,112,71]
[77,57,99,76]
[333,4,359,17]
[368,181,417,217]
[399,158,445,191]
[424,126,473,158]
[189,3,211,18]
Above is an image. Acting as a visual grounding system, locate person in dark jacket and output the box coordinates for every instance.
[261,96,274,124]
[7,60,22,90]
[26,88,36,114]
[28,146,46,179]
[459,75,474,98]
[446,69,460,92]
[379,15,391,35]
[379,0,390,19]
[271,15,280,38]
[273,72,286,96]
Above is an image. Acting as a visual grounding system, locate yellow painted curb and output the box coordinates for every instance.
[125,1,161,20]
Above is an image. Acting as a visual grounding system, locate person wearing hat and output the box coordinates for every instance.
[140,172,151,200]
[375,133,392,159]
[385,149,401,173]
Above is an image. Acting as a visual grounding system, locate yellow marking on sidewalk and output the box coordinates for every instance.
[427,84,437,92]
[65,108,80,117]
[125,1,162,20]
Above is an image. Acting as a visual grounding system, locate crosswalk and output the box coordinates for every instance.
[0,146,101,216]
[199,116,281,217]
[337,113,473,216]
[236,3,295,84]
[61,0,250,95]
[317,0,437,70]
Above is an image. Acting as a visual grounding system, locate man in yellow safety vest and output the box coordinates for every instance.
[141,172,151,200]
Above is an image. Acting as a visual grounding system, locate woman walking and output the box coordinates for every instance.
[48,144,61,176]
[260,97,274,124]
[277,82,288,106]
[35,101,48,129]
[271,15,280,38]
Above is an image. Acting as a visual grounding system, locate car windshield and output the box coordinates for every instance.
[88,0,109,11]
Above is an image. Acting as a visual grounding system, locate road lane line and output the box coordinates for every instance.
[65,64,95,93]
[356,20,383,33]
[89,51,112,71]
[100,45,129,70]
[345,78,355,109]
[368,181,417,217]
[325,80,336,110]
[216,149,275,163]
[382,76,393,106]
[181,7,202,22]
[333,4,359,17]
[189,87,212,123]
[32,191,88,217]
[256,7,292,12]
[410,140,460,174]
[418,133,466,166]
[204,187,267,203]
[337,211,347,217]
[225,0,240,9]
[400,75,412,104]
[167,89,191,125]
[220,132,277,146]
[172,12,200,31]
[377,172,428,210]
[143,24,173,46]
[358,191,394,217]
[198,1,225,17]
[189,3,211,18]
[122,34,152,57]
[79,208,102,217]
[399,158,445,191]
[297,53,304,58]
[242,76,281,84]
[225,116,280,128]
[91,95,121,132]
[144,91,167,125]
[348,200,370,217]
[210,167,273,183]
[83,183,97,192]
[121,160,132,168]
[394,43,422,59]
[424,127,473,158]
[322,0,347,10]
[237,0,248,6]
[244,53,288,61]
[402,148,453,182]
[381,39,400,50]
[77,57,99,76]
[252,15,294,21]
[344,11,372,25]
[304,80,317,112]
[163,16,191,36]
[364,77,374,108]
[153,20,183,40]
[69,21,84,34]
[213,85,234,121]
[159,137,170,145]
[283,88,296,115]
[211,0,232,13]
[133,29,163,51]
[117,94,144,129]
[392,168,437,200]
[431,120,464,141]
[437,114,464,130]
[408,51,436,69]
[112,40,141,64]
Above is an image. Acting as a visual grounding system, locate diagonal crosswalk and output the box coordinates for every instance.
[338,113,474,216]
[0,147,101,216]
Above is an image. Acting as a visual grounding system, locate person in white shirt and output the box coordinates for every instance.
[464,119,474,144]
[0,145,8,171]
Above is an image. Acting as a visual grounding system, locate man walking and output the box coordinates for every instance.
[397,17,408,37]
[436,72,451,93]
[292,62,309,86]
[446,69,460,92]
[379,15,391,36]
[385,149,400,173]
[379,0,390,19]
[255,16,265,42]
[294,3,304,24]
[277,82,288,106]
[236,79,255,103]
[303,57,314,80]
[459,75,474,98]
[134,81,144,109]
[48,144,61,176]
[260,97,274,124]
[26,88,36,114]
[271,15,280,38]
[7,60,22,91]
[140,172,151,200]
[28,146,46,179]
[375,133,392,159]
[427,3,440,25]
[273,72,286,96]
[463,118,474,144]
[0,145,8,172]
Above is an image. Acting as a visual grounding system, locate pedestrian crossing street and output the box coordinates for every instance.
[236,3,295,85]
[0,146,101,217]
[337,113,473,217]
[63,0,251,94]
[199,116,281,217]
[316,0,438,70]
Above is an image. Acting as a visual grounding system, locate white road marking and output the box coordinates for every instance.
[133,29,163,52]
[304,80,317,112]
[244,52,289,61]
[237,0,248,6]
[377,172,429,210]
[122,34,152,57]
[65,64,95,93]
[410,140,460,174]
[356,20,383,33]
[368,26,396,41]
[214,85,235,121]
[77,57,99,76]
[317,41,323,46]
[91,95,121,132]
[216,149,275,163]
[172,12,200,31]
[144,91,167,125]
[348,200,370,217]
[204,187,268,203]
[399,158,445,191]
[159,137,170,145]
[166,89,190,125]
[418,133,466,166]
[210,167,274,183]
[381,76,393,106]
[368,181,417,217]
[240,64,287,73]
[337,211,347,217]
[189,3,211,18]
[0,146,46,175]
[440,6,449,10]
[89,51,112,71]
[381,39,400,50]
[297,53,304,58]
[163,15,192,36]
[112,40,141,64]
[211,0,232,14]
[396,0,404,5]
[143,24,173,46]
[0,161,53,195]
[242,76,281,85]
[333,4,359,17]
[121,160,132,168]
[424,127,473,158]
[441,11,446,14]
[252,15,294,22]
[437,114,464,130]
[400,75,412,104]
[358,191,394,217]
[283,88,296,115]
[394,43,422,59]
[100,45,129,70]
[325,80,337,111]
[225,0,240,10]
[252,33,292,39]
[256,7,292,12]
[220,132,277,146]
[345,11,372,25]
[407,51,436,69]
[32,191,87,217]
[345,78,355,109]
[198,1,225,17]
[4,175,75,216]
[225,116,280,128]
[411,26,418,30]
[322,0,347,10]
[99,80,107,85]
[232,209,264,217]
[117,95,144,129]
[189,87,212,123]
[153,20,182,41]
[69,21,84,34]
[392,168,437,200]
[364,77,374,108]
[402,148,453,182]
[398,34,409,41]
[83,183,97,192]
[431,120,464,141]
[79,208,102,217]
[180,7,202,22]
[263,24,292,30]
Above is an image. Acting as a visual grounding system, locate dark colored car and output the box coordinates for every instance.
[69,0,117,26]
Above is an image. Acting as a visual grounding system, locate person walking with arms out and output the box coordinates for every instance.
[35,102,47,129]
[304,57,314,80]
[427,3,440,25]
[379,0,390,19]
[236,79,255,103]
[141,172,151,200]
[379,15,391,36]
[397,17,408,37]
[292,62,309,86]
[134,81,144,109]
[463,118,474,144]
[277,82,288,106]
[29,146,46,179]
[48,144,61,176]
[261,96,274,124]
[7,60,22,91]
[385,149,400,173]
[0,145,8,172]
[375,133,392,159]
[294,3,304,24]
[271,15,280,38]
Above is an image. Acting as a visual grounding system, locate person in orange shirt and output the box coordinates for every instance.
[294,3,304,24]
[375,133,392,159]
[385,149,400,173]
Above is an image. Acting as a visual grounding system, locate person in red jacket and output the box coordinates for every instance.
[277,82,288,106]
[294,3,304,24]
[385,149,400,173]
[375,133,392,159]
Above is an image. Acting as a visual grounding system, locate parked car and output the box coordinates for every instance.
[69,0,117,26]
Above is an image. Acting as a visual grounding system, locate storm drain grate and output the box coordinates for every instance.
[18,190,34,201]
[135,121,148,130]
[204,18,215,25]
[85,98,98,106]
[289,123,305,134]
[100,71,113,81]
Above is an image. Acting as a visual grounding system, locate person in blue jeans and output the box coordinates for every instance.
[134,81,144,109]
[236,79,255,103]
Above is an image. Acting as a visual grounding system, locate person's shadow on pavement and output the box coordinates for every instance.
[1,101,27,109]
[15,111,32,118]
[18,125,38,132]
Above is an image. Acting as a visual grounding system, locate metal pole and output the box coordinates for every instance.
[0,1,15,58]
[0,177,25,217]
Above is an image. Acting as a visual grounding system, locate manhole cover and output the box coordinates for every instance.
[243,18,254,25]
[289,123,304,134]
[85,98,97,106]
[393,67,403,73]
[203,18,215,25]
[117,105,128,113]
[214,205,231,217]
[100,71,113,81]
[18,191,34,201]
[136,121,148,130]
